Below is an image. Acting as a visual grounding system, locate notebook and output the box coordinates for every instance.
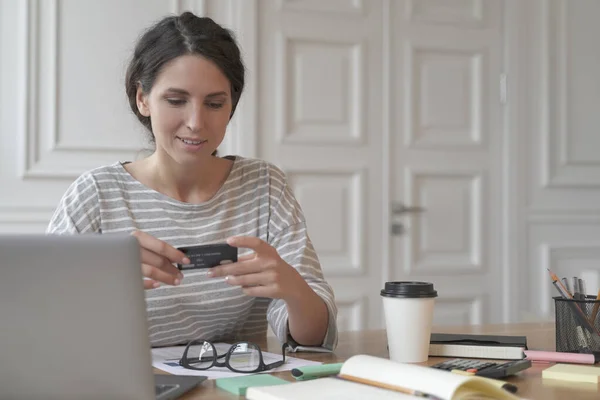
[542,363,600,383]
[245,355,521,400]
[429,333,527,360]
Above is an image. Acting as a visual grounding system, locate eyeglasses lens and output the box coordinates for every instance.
[228,342,261,372]
[184,340,216,369]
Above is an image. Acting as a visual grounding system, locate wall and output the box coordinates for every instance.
[1,0,599,328]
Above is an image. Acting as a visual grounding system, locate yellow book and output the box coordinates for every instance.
[542,363,600,383]
[247,355,521,400]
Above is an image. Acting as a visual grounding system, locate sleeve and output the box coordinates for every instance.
[46,173,101,234]
[265,167,339,351]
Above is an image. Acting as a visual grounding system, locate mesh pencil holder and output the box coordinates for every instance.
[554,296,600,353]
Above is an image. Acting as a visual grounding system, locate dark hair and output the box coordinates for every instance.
[125,12,245,144]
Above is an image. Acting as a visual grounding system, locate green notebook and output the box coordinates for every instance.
[215,374,289,396]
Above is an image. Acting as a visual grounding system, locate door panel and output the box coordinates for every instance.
[523,0,600,320]
[256,0,385,330]
[389,0,505,326]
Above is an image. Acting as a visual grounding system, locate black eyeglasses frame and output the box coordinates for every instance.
[179,340,290,374]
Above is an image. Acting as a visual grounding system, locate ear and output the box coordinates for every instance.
[136,85,151,117]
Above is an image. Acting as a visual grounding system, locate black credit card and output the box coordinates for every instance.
[176,243,238,271]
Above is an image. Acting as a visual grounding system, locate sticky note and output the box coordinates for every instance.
[215,374,289,396]
[542,363,600,383]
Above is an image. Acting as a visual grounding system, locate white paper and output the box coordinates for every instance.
[152,342,321,379]
[247,377,421,400]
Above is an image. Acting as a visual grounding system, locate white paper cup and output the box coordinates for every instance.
[381,281,437,363]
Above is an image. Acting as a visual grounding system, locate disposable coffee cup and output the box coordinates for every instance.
[381,281,437,363]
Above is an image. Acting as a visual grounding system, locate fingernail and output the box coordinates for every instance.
[178,273,184,279]
[174,279,181,286]
[153,282,160,288]
[183,257,191,264]
[207,270,214,277]
[225,275,233,283]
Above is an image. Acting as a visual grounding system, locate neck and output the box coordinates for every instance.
[146,152,222,203]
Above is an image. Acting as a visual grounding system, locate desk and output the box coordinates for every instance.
[168,323,600,399]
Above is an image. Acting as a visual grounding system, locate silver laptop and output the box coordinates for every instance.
[0,234,205,400]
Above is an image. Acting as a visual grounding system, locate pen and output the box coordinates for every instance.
[573,277,581,299]
[547,269,599,336]
[549,270,576,301]
[291,363,344,380]
[579,279,587,298]
[574,278,582,300]
[576,326,592,353]
[561,278,572,295]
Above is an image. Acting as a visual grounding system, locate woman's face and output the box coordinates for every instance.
[136,54,232,165]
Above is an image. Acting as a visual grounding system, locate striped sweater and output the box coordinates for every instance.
[46,156,338,350]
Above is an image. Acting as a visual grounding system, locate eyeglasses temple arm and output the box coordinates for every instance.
[264,360,286,371]
[264,342,290,371]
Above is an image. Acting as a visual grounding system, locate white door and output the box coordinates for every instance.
[255,0,386,331]
[253,0,507,329]
[521,0,600,320]
[388,0,506,326]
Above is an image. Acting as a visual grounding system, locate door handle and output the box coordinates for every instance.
[391,223,405,236]
[391,202,426,215]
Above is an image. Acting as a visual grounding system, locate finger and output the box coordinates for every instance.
[227,236,268,253]
[143,279,160,290]
[140,248,182,277]
[132,230,190,264]
[242,285,276,298]
[140,247,167,267]
[141,263,181,286]
[225,271,275,287]
[209,258,266,278]
[238,253,255,262]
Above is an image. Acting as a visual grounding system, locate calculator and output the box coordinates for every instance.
[430,358,532,378]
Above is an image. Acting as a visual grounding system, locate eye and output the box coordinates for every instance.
[166,98,186,106]
[206,102,224,110]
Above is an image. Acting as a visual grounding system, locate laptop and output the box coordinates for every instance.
[0,234,206,400]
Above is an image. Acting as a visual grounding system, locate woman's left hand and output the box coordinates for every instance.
[208,236,308,301]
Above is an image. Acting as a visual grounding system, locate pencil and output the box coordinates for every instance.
[547,269,575,299]
[547,269,600,336]
[339,374,443,400]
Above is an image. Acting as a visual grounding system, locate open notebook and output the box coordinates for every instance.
[246,355,521,400]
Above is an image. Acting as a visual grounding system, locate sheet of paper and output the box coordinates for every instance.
[152,342,321,379]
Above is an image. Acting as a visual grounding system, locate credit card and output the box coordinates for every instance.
[176,243,238,271]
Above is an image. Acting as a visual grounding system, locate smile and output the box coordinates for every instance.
[177,137,206,145]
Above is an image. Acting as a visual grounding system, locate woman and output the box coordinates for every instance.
[47,12,337,350]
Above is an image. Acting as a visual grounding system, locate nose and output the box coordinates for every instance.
[186,105,205,132]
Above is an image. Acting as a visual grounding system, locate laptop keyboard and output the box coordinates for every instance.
[155,384,178,398]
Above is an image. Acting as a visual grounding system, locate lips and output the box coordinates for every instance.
[177,136,207,145]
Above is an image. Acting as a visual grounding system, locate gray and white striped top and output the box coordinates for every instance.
[46,156,338,350]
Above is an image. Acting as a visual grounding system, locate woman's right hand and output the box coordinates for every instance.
[131,230,190,289]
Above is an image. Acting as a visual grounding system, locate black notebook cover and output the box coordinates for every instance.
[430,333,528,349]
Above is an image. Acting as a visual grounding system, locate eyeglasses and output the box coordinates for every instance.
[179,340,290,373]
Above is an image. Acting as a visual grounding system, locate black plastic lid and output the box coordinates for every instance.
[380,281,437,298]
